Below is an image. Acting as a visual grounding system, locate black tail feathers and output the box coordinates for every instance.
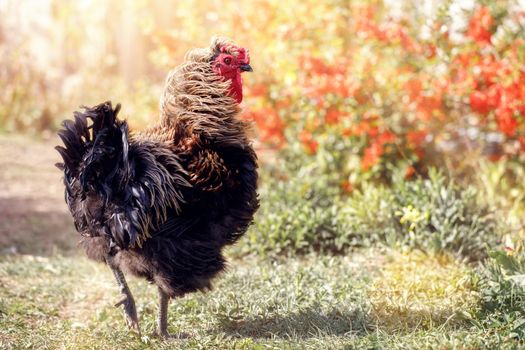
[56,101,130,200]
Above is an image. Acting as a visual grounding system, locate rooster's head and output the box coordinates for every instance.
[210,40,252,103]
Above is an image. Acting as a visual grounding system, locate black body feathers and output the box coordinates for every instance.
[56,98,258,297]
[56,38,259,298]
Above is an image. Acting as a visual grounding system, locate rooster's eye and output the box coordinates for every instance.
[224,57,232,65]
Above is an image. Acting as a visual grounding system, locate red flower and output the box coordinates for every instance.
[243,108,285,146]
[467,6,494,45]
[361,140,384,170]
[477,55,504,85]
[248,84,268,97]
[299,130,319,154]
[367,126,379,138]
[488,152,503,162]
[406,130,427,147]
[486,85,502,109]
[377,131,396,144]
[406,78,423,102]
[341,180,353,193]
[325,109,342,124]
[342,128,353,137]
[470,90,491,115]
[405,166,416,179]
[456,52,474,68]
[416,95,442,120]
[495,107,518,136]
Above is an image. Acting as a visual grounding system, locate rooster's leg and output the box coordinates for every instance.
[154,287,189,340]
[155,287,170,338]
[107,261,141,336]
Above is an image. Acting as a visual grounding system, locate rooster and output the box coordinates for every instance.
[55,37,258,339]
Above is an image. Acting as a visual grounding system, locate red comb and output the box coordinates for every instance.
[237,47,249,64]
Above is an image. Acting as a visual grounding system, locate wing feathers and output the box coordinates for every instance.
[56,101,191,249]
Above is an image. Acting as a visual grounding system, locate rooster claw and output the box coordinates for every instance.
[115,294,141,336]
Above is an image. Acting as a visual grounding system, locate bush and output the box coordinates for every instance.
[245,170,501,260]
[244,172,344,255]
[390,170,499,260]
[241,1,525,185]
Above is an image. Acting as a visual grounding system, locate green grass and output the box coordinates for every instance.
[1,134,523,349]
[0,249,521,350]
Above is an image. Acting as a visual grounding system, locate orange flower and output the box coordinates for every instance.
[424,43,437,59]
[341,180,353,193]
[470,90,491,115]
[455,52,474,68]
[405,166,416,179]
[325,109,342,124]
[243,108,285,146]
[248,84,268,97]
[406,130,427,147]
[486,85,502,109]
[467,6,494,45]
[495,107,518,136]
[377,131,396,145]
[477,55,504,85]
[344,117,380,138]
[361,141,384,170]
[488,152,503,162]
[367,126,379,138]
[406,78,423,102]
[299,130,319,154]
[342,128,353,137]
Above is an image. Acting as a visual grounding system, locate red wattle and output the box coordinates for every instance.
[229,72,243,103]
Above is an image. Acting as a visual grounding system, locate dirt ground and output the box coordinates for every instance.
[0,134,78,255]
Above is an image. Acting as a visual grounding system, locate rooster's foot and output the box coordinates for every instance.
[115,294,141,336]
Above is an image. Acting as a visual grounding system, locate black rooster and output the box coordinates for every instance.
[55,37,258,338]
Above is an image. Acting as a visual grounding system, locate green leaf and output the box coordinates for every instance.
[489,251,521,273]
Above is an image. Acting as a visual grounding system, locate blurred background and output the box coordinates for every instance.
[2,0,525,348]
[2,0,524,252]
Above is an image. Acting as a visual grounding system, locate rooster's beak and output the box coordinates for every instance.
[240,64,253,72]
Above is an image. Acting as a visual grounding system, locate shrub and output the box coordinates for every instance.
[245,170,501,260]
[391,170,499,260]
[244,172,345,255]
[240,1,525,185]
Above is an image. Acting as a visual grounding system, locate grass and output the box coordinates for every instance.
[0,250,520,349]
[0,252,367,349]
[0,134,523,349]
[368,250,479,332]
